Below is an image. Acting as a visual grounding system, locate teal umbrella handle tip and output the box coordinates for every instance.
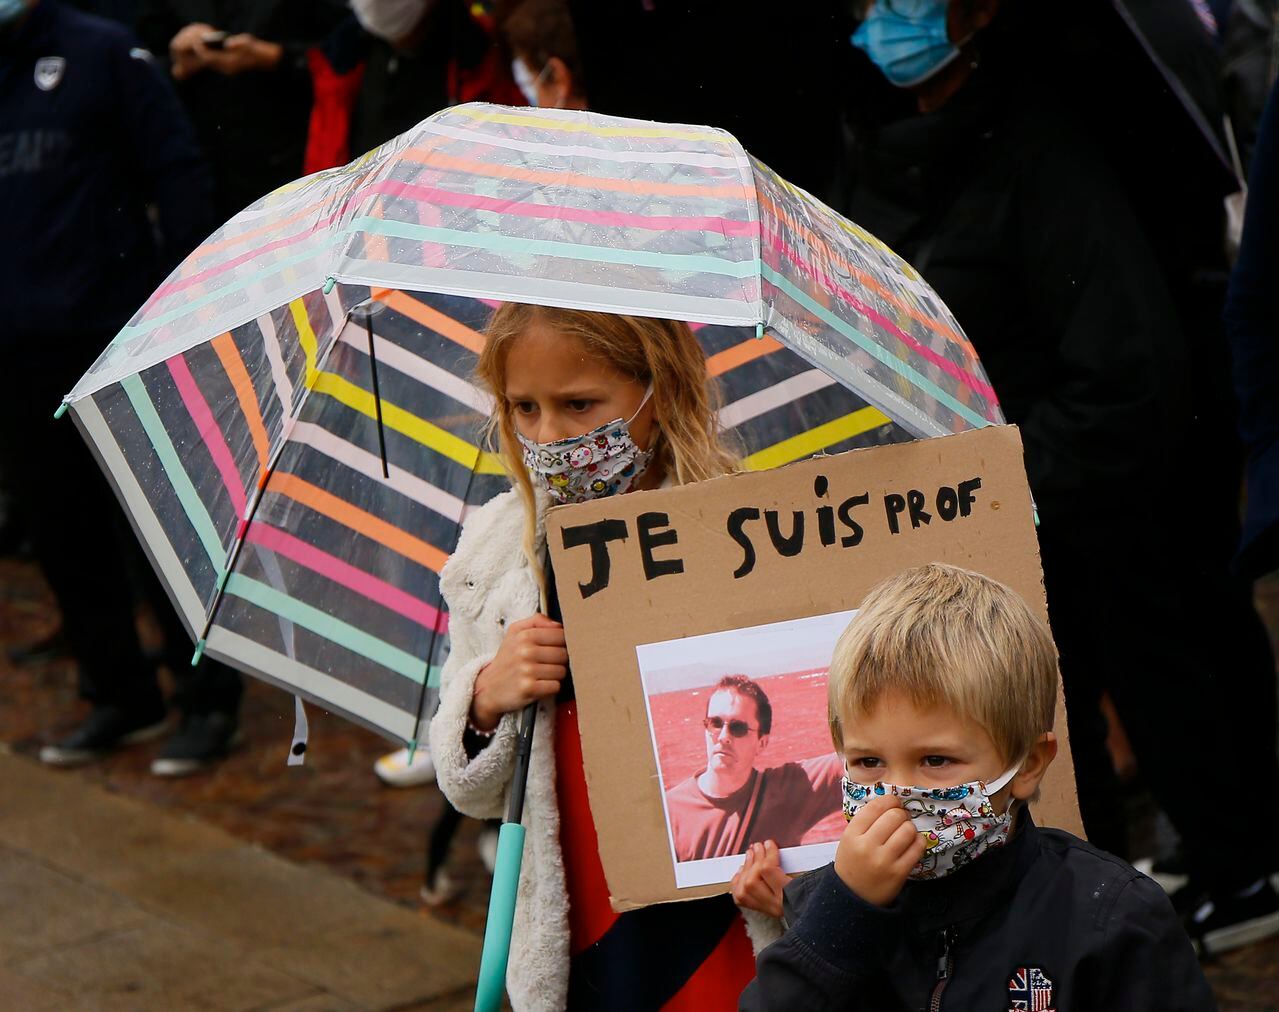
[323,276,336,294]
[474,822,526,1012]
[191,640,206,666]
[53,402,68,420]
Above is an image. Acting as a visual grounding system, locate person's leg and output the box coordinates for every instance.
[143,572,244,717]
[1038,529,1131,859]
[132,541,243,776]
[0,354,162,717]
[0,344,167,763]
[1106,529,1273,891]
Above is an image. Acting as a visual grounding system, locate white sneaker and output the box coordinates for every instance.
[420,869,461,906]
[374,746,436,787]
[478,826,499,874]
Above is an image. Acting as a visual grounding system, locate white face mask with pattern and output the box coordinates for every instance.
[842,763,1021,880]
[517,387,654,505]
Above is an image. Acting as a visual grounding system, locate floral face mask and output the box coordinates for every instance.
[517,387,654,505]
[842,764,1021,880]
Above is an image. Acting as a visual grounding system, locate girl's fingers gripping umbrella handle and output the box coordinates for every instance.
[474,700,538,1012]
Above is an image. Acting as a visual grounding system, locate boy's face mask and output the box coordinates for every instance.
[517,387,655,505]
[851,0,963,88]
[842,763,1020,879]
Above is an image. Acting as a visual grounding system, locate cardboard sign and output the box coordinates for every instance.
[546,425,1081,910]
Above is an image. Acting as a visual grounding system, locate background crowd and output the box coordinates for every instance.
[3,0,1279,983]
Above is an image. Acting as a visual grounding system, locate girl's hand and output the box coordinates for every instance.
[833,793,926,907]
[730,840,789,919]
[469,614,568,730]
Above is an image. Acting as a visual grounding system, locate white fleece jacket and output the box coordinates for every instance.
[429,487,781,1012]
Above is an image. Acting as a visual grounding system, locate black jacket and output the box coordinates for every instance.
[1225,80,1279,578]
[844,76,1192,533]
[740,819,1215,1011]
[0,1,213,341]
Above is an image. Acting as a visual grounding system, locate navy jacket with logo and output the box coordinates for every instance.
[0,1,213,342]
[740,817,1216,1011]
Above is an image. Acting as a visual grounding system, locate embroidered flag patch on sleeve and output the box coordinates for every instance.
[1007,966,1056,1011]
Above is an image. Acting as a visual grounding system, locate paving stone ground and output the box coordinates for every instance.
[0,750,480,1010]
[1,553,1276,1010]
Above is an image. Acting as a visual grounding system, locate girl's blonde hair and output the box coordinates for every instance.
[475,304,740,574]
[827,564,1058,765]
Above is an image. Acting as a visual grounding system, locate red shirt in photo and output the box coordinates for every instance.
[665,754,844,862]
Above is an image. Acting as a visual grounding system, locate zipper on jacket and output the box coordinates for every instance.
[927,928,954,1012]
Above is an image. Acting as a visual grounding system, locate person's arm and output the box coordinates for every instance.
[429,636,519,820]
[739,864,900,1011]
[1076,875,1217,1011]
[107,32,215,266]
[1225,81,1279,575]
[793,752,846,829]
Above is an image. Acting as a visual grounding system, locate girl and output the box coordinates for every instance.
[429,304,773,1010]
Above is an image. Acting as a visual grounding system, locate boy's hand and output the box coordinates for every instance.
[731,840,789,919]
[834,793,926,907]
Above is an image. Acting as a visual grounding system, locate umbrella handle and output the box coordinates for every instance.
[474,822,526,1012]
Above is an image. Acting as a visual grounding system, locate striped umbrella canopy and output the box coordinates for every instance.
[60,104,1001,744]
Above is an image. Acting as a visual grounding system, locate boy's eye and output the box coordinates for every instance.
[922,755,954,769]
[851,757,883,771]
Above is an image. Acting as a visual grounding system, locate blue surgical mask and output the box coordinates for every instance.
[511,58,550,107]
[852,0,963,89]
[0,0,27,26]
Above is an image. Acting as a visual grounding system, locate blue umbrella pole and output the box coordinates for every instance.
[475,701,538,1012]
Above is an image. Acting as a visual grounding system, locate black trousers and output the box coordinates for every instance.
[1042,483,1278,891]
[0,340,241,717]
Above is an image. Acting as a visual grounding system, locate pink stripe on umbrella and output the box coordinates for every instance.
[166,355,249,518]
[247,523,449,634]
[369,179,758,238]
[764,232,999,406]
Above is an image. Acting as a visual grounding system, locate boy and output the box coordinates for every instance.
[733,564,1215,1011]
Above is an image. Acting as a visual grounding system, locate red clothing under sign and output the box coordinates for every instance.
[554,699,757,1010]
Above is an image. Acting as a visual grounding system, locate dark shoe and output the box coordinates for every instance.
[1186,879,1279,957]
[1169,878,1209,918]
[150,710,241,777]
[8,628,70,667]
[39,705,168,767]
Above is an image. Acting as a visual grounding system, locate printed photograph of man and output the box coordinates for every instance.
[663,675,842,863]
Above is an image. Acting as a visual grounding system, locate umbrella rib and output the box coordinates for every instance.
[190,453,283,665]
[408,450,483,754]
[365,316,390,479]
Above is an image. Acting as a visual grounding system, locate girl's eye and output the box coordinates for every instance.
[512,401,537,416]
[566,399,594,413]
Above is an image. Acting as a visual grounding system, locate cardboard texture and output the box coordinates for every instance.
[546,425,1082,911]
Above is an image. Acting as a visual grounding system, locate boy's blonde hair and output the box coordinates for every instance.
[828,563,1057,764]
[475,304,740,570]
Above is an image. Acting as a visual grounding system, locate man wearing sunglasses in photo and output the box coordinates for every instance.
[665,675,843,863]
